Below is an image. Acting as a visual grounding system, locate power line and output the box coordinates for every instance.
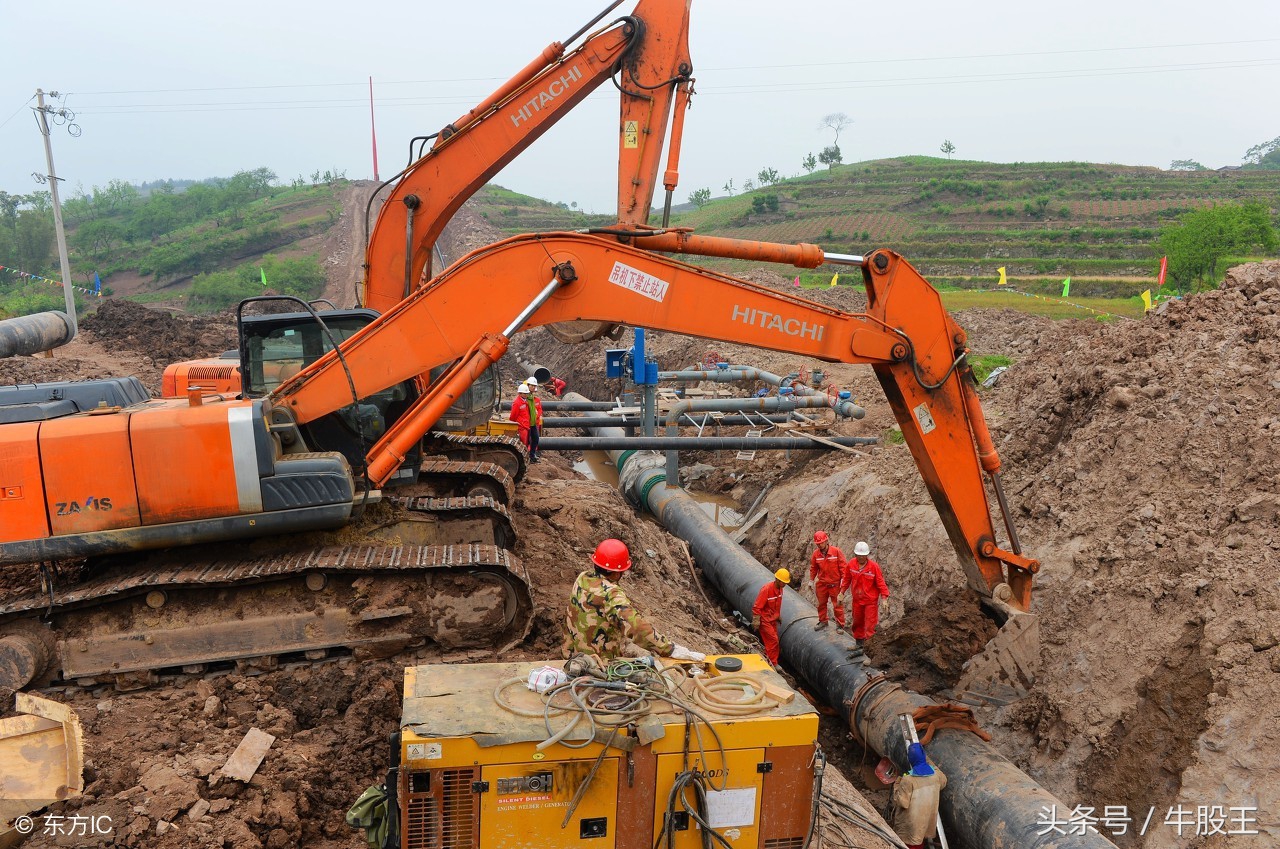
[0,96,36,130]
[70,58,1280,115]
[66,36,1280,98]
[706,37,1280,71]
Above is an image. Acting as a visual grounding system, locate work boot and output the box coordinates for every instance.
[848,639,864,657]
[814,620,828,631]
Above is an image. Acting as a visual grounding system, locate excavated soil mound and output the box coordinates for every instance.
[739,262,1280,847]
[81,301,236,366]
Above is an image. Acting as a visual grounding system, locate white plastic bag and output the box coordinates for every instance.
[526,665,569,693]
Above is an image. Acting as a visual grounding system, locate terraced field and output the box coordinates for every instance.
[470,157,1280,296]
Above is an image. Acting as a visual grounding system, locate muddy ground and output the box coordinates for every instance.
[4,193,1276,848]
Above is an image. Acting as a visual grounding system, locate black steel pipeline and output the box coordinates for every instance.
[0,311,73,358]
[552,382,1113,846]
[538,436,878,451]
[614,458,1115,849]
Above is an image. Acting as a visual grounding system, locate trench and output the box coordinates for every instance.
[535,370,1116,849]
[572,449,746,531]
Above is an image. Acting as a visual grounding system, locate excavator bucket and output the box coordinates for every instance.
[951,609,1040,706]
[0,693,83,847]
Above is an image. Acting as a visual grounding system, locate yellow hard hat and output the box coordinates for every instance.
[774,568,791,583]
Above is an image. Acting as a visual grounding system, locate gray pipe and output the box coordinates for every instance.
[663,395,859,480]
[539,413,797,428]
[660,364,866,419]
[538,436,878,451]
[0,311,73,358]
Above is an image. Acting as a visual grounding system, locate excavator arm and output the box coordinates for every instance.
[274,232,1038,612]
[361,0,692,312]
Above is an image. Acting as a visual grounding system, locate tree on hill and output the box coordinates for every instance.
[1169,159,1207,171]
[802,153,817,174]
[1159,202,1277,293]
[689,188,711,209]
[1243,135,1280,169]
[722,178,735,196]
[757,167,781,187]
[818,145,842,170]
[940,139,956,159]
[818,112,852,147]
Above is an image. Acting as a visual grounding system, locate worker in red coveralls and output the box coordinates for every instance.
[509,381,543,462]
[550,376,567,397]
[841,541,889,659]
[808,530,847,631]
[751,569,789,667]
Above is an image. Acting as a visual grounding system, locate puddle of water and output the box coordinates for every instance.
[573,451,745,529]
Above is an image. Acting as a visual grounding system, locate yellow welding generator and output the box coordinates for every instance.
[375,654,819,849]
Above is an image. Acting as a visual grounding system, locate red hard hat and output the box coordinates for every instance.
[813,530,829,544]
[592,538,632,572]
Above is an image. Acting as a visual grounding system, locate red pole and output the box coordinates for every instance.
[369,76,380,182]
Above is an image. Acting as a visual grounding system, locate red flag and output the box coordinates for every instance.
[1157,256,1168,288]
[793,276,801,287]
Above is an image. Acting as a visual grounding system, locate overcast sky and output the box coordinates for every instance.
[2,1,1277,213]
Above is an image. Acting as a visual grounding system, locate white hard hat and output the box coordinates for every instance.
[526,376,538,386]
[854,541,870,556]
[517,384,530,394]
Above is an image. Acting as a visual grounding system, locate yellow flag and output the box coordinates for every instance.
[829,273,839,288]
[1141,290,1153,312]
[997,266,1007,286]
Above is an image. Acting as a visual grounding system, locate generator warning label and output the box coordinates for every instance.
[608,262,669,303]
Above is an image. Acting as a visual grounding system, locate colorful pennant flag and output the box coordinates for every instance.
[997,266,1007,286]
[829,273,839,288]
[1141,290,1153,312]
[93,271,102,294]
[0,263,103,297]
[260,267,268,287]
[1061,277,1071,298]
[1157,256,1168,288]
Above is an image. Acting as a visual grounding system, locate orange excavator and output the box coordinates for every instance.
[0,0,1037,698]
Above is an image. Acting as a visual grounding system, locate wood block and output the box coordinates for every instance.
[220,727,275,782]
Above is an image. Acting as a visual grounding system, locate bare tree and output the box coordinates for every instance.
[818,112,853,146]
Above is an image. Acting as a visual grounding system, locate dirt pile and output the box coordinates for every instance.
[742,262,1280,847]
[81,301,235,366]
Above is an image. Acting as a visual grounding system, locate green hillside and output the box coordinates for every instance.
[670,157,1280,294]
[1,171,343,316]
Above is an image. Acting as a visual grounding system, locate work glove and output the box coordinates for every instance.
[751,615,761,632]
[670,644,706,662]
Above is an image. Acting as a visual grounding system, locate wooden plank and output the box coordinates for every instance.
[791,430,871,457]
[220,728,275,782]
[730,509,768,544]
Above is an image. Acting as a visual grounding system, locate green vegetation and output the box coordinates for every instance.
[1159,202,1276,293]
[967,354,1012,383]
[0,172,343,317]
[187,255,326,313]
[662,156,1280,293]
[939,290,1143,319]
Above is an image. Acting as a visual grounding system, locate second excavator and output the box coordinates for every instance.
[0,0,1037,701]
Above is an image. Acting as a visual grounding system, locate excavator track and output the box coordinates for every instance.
[380,495,516,549]
[415,458,517,504]
[0,544,532,692]
[422,433,528,482]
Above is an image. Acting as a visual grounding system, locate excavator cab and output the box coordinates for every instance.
[231,301,502,477]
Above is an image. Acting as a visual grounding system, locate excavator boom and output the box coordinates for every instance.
[362,0,693,312]
[274,232,1037,611]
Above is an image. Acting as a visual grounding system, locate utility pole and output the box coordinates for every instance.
[32,88,78,338]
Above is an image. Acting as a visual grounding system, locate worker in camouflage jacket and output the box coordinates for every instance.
[564,539,706,664]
